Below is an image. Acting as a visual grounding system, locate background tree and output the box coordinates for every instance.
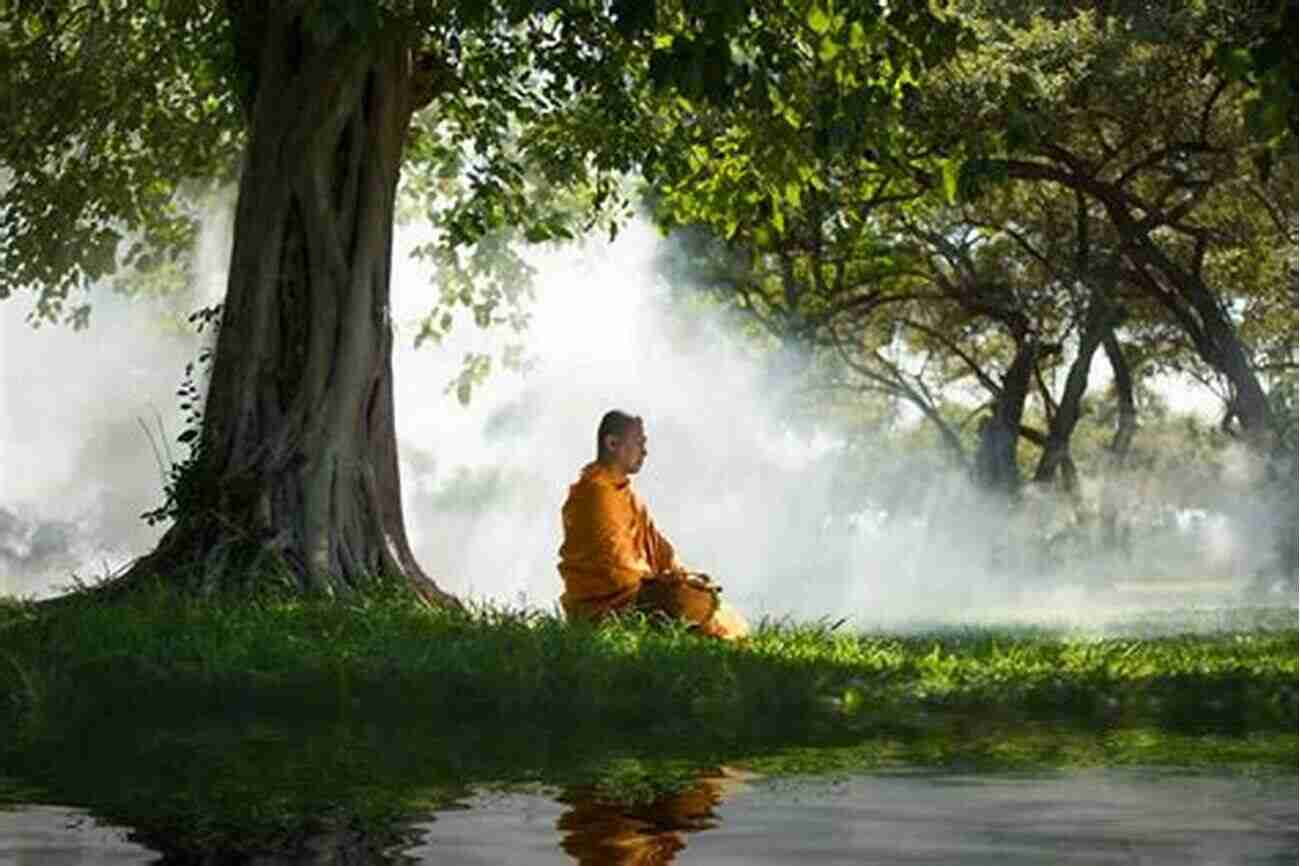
[649,0,1295,584]
[937,0,1296,454]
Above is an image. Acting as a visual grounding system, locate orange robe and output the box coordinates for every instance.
[556,780,724,865]
[557,462,681,619]
[557,768,751,865]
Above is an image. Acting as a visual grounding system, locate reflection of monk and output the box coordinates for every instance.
[557,410,749,639]
[556,769,749,865]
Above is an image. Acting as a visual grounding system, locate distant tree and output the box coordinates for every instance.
[649,0,1296,561]
[936,0,1297,455]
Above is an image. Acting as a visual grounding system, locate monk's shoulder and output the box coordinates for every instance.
[565,471,629,512]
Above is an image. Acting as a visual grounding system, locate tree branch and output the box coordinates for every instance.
[1115,142,1224,190]
[898,317,1003,398]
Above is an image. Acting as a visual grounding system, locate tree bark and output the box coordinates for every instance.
[1099,331,1137,557]
[1031,298,1118,488]
[1102,331,1137,464]
[117,8,456,604]
[973,337,1042,498]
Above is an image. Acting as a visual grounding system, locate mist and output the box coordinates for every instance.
[1,203,1287,626]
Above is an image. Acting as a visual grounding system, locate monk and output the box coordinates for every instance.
[557,410,749,639]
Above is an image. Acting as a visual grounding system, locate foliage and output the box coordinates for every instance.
[138,305,220,526]
[640,3,979,462]
[0,0,242,323]
[2,0,1295,605]
[937,2,1294,440]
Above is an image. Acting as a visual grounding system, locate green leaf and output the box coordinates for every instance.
[819,35,841,62]
[1005,108,1034,151]
[524,224,551,243]
[1213,44,1254,81]
[808,5,831,35]
[785,180,802,207]
[1241,91,1274,139]
[612,0,656,39]
[940,159,959,204]
[848,21,868,51]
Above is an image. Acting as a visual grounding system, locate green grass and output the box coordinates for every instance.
[1,586,1295,739]
[0,586,1293,859]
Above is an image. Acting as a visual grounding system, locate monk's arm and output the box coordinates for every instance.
[644,513,683,577]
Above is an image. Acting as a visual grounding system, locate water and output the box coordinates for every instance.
[0,806,150,865]
[3,768,1294,864]
[415,769,1299,864]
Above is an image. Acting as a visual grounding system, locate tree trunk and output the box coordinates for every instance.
[118,8,456,604]
[1101,331,1137,463]
[1031,298,1117,488]
[1118,243,1275,450]
[1099,331,1136,557]
[973,338,1041,498]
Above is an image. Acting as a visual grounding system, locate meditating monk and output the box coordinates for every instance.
[557,410,749,639]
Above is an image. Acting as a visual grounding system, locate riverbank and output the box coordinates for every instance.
[2,587,1294,747]
[1,586,1294,861]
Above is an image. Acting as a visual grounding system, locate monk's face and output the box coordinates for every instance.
[609,423,648,475]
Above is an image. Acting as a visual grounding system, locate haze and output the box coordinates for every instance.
[0,203,1278,627]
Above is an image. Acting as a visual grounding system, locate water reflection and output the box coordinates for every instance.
[556,767,751,865]
[3,712,1295,864]
[4,765,1297,865]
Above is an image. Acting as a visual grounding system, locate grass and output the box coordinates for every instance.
[1,586,1295,739]
[0,586,1294,859]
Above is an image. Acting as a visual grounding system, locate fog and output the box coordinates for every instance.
[0,202,1288,626]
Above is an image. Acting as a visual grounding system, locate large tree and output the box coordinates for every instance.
[4,1,974,601]
[0,1,683,601]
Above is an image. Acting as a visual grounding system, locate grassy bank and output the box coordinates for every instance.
[1,588,1294,859]
[2,588,1295,743]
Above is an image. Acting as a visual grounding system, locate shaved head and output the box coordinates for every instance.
[596,409,642,460]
